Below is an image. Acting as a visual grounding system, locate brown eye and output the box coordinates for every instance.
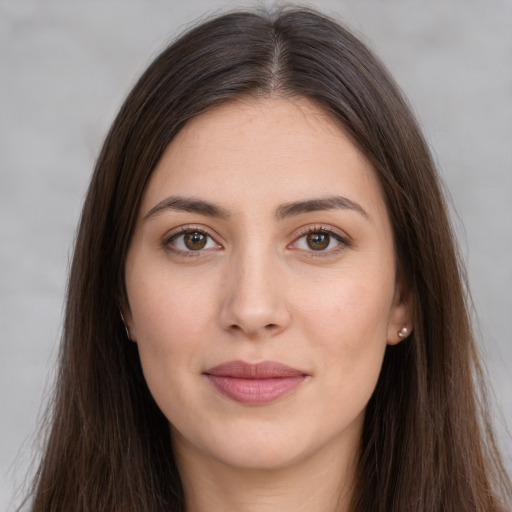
[291,228,346,254]
[183,232,207,250]
[306,232,330,250]
[166,229,220,253]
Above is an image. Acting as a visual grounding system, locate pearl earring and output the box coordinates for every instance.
[397,327,408,339]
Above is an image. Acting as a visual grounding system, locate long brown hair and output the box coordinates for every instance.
[26,7,511,512]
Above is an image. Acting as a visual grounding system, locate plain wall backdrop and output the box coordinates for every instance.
[1,0,511,509]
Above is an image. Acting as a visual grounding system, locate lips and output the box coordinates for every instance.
[204,360,307,404]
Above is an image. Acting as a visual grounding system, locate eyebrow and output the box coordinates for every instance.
[275,196,370,222]
[144,196,231,220]
[144,194,370,222]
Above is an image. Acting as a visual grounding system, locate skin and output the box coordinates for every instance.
[124,97,412,512]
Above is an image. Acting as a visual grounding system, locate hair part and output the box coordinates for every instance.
[27,6,511,512]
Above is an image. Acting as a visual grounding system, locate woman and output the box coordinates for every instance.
[26,7,511,512]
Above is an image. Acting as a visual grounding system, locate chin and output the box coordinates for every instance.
[204,438,313,471]
[171,411,361,474]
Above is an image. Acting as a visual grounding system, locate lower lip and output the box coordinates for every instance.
[206,375,306,404]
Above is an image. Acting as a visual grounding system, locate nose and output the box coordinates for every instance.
[218,249,291,339]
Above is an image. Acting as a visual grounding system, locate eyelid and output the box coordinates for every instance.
[162,224,223,255]
[288,224,351,254]
[161,223,350,257]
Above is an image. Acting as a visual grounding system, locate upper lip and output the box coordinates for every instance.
[204,360,306,378]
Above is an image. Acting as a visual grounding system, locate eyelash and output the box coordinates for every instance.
[163,225,350,257]
[163,225,220,257]
[290,225,350,256]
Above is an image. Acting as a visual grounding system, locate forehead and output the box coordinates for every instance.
[140,97,388,224]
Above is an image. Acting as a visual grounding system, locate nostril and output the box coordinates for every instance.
[226,322,281,337]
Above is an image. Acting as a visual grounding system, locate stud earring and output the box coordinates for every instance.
[397,327,408,339]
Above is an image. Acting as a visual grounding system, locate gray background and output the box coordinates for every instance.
[1,0,511,509]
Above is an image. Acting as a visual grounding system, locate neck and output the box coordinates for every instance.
[173,434,358,512]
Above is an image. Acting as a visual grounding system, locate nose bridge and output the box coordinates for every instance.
[219,241,289,337]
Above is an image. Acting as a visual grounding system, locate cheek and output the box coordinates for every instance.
[294,272,393,396]
[127,267,219,384]
[296,275,393,347]
[126,274,219,427]
[129,261,216,337]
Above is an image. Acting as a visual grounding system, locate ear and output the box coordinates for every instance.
[387,274,414,346]
[119,299,137,342]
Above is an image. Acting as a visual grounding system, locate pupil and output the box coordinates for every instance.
[307,232,329,250]
[185,232,207,250]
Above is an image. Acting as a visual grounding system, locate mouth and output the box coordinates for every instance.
[204,360,307,405]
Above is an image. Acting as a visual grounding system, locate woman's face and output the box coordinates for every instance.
[124,97,411,472]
